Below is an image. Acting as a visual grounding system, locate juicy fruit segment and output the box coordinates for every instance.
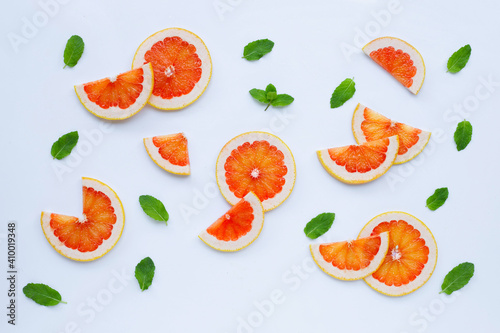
[41,178,125,261]
[358,212,438,296]
[144,133,190,175]
[132,28,212,110]
[74,63,153,120]
[216,132,296,211]
[317,136,399,184]
[310,232,389,281]
[352,103,431,164]
[199,192,264,252]
[363,37,425,94]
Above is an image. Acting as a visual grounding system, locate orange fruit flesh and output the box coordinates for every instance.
[207,200,254,241]
[370,220,429,287]
[361,107,421,156]
[369,46,416,88]
[83,68,145,109]
[153,134,189,167]
[144,36,202,99]
[327,139,389,173]
[319,235,382,270]
[224,140,287,202]
[49,187,116,252]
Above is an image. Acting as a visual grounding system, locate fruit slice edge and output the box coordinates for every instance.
[144,133,190,175]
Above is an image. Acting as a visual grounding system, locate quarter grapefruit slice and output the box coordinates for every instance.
[216,131,296,212]
[310,232,389,281]
[41,177,125,261]
[144,133,190,175]
[317,136,399,184]
[132,28,212,110]
[352,103,431,164]
[358,212,438,296]
[199,192,264,252]
[75,63,153,120]
[363,37,425,94]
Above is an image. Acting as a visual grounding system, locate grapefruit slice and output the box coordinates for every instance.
[41,177,125,261]
[144,133,190,175]
[317,136,399,184]
[358,212,438,296]
[363,37,425,94]
[310,232,389,281]
[216,131,296,212]
[199,192,264,252]
[352,103,431,164]
[132,28,212,110]
[75,63,153,120]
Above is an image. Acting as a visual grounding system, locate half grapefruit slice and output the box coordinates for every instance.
[75,63,153,120]
[41,177,125,261]
[132,28,212,110]
[216,131,296,212]
[144,133,190,175]
[358,212,438,296]
[199,192,264,252]
[317,136,399,184]
[363,37,425,94]
[352,103,431,164]
[310,232,389,281]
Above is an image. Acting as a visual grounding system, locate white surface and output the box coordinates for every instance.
[1,0,499,332]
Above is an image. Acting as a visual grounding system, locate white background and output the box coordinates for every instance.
[1,0,500,332]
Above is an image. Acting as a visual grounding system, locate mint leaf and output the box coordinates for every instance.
[63,35,84,68]
[454,120,473,151]
[51,131,79,160]
[23,283,67,306]
[265,84,277,94]
[440,262,474,295]
[272,94,294,107]
[426,187,449,211]
[243,39,274,61]
[304,213,335,239]
[447,44,471,73]
[250,84,294,111]
[139,195,169,225]
[249,89,268,103]
[135,257,155,291]
[267,91,277,101]
[330,78,356,108]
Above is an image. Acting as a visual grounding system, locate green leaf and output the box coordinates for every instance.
[426,187,449,211]
[265,84,277,94]
[139,195,169,225]
[330,78,356,108]
[454,120,473,151]
[304,213,335,239]
[249,89,268,103]
[266,91,277,101]
[63,35,84,68]
[135,257,156,291]
[447,44,471,73]
[23,283,67,306]
[51,131,79,160]
[440,262,474,295]
[243,39,274,61]
[271,94,294,107]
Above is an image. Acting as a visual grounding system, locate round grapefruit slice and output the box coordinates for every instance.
[132,28,212,110]
[358,212,438,296]
[317,136,399,184]
[216,131,296,212]
[75,63,153,120]
[363,37,425,94]
[144,133,190,175]
[199,192,264,252]
[41,177,125,261]
[310,232,389,281]
[352,103,431,164]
